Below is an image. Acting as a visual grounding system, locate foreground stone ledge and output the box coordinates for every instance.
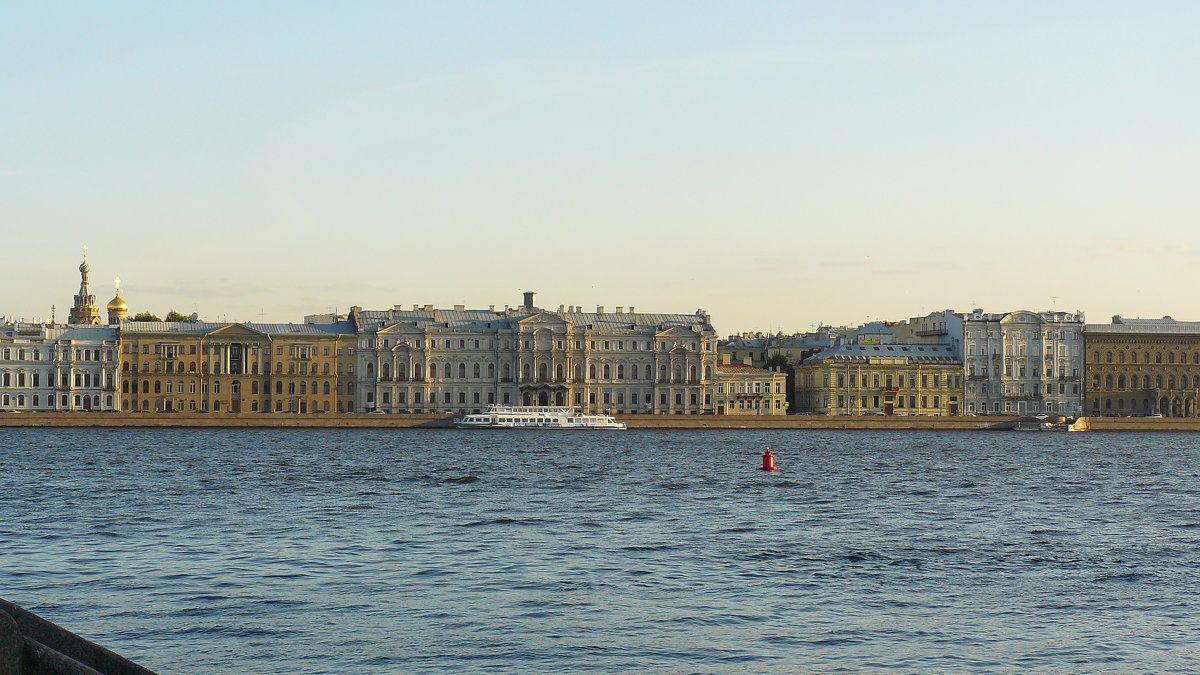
[0,599,156,675]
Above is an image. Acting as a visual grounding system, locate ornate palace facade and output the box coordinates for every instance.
[338,292,719,414]
[962,309,1085,416]
[1084,316,1200,417]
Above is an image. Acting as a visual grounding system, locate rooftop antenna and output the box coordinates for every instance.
[258,309,266,322]
[50,305,56,324]
[1051,296,1058,312]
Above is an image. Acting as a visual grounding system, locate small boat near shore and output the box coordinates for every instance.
[455,405,627,430]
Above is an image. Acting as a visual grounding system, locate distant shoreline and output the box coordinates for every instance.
[0,412,1187,431]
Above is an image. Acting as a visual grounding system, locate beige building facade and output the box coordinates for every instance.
[715,359,788,415]
[336,293,719,415]
[795,343,963,415]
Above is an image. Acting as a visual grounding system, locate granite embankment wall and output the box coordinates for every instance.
[0,598,156,675]
[0,412,1038,430]
[0,412,1193,431]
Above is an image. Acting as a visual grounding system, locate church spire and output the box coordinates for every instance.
[69,244,102,325]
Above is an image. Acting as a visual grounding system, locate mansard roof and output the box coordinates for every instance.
[120,321,354,336]
[804,343,960,365]
[352,307,712,333]
[1086,317,1200,334]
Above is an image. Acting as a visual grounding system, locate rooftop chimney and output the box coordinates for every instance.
[454,304,464,311]
[523,291,535,310]
[424,304,433,311]
[616,307,623,314]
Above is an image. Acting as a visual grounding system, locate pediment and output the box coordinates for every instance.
[656,326,698,339]
[209,323,268,338]
[1001,311,1040,325]
[378,322,425,336]
[517,312,567,330]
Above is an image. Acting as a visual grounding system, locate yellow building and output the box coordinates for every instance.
[1084,316,1200,417]
[795,343,963,415]
[715,358,788,415]
[119,322,355,413]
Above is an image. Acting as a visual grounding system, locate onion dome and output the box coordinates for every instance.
[107,294,128,312]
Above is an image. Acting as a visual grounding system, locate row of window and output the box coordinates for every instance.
[1092,374,1194,390]
[824,373,960,388]
[372,338,709,352]
[369,361,710,382]
[123,379,337,396]
[1094,350,1200,365]
[0,348,114,362]
[123,361,335,375]
[0,393,113,408]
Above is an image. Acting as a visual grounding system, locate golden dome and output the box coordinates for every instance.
[107,294,128,312]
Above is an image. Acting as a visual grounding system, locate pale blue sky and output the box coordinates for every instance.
[4,2,1198,333]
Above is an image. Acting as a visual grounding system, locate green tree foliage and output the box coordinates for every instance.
[165,310,196,322]
[131,312,161,322]
[765,353,792,368]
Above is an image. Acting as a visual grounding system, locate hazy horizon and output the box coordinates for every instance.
[5,2,1197,335]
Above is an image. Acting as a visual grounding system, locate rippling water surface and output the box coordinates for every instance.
[3,428,1200,673]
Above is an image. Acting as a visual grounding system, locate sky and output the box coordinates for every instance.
[3,2,1198,335]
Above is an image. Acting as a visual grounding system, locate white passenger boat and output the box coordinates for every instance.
[455,405,627,430]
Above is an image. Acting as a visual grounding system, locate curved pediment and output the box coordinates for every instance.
[1001,311,1042,325]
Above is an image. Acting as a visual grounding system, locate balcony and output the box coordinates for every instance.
[968,375,988,381]
[916,328,948,337]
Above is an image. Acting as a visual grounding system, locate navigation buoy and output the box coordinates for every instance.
[760,448,779,471]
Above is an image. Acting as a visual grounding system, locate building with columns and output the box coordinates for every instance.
[962,309,1085,416]
[118,321,355,413]
[330,292,719,414]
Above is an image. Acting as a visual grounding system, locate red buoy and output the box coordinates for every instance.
[760,448,779,471]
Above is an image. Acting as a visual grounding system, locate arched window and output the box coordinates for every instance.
[1092,375,1101,388]
[1169,376,1176,389]
[232,381,241,395]
[487,363,495,378]
[1117,375,1126,388]
[429,363,438,378]
[276,381,283,395]
[1156,352,1163,364]
[1118,351,1126,363]
[1106,351,1112,363]
[414,363,424,380]
[538,363,548,380]
[617,364,624,379]
[501,363,510,380]
[522,363,532,380]
[589,364,597,379]
[674,365,683,381]
[1183,376,1190,389]
[555,364,564,381]
[1131,352,1137,363]
[122,361,129,372]
[1169,352,1176,364]
[574,364,583,381]
[659,365,667,382]
[382,363,391,379]
[1104,375,1113,388]
[122,381,129,393]
[323,382,330,395]
[300,382,307,394]
[367,362,375,377]
[473,363,481,378]
[602,364,611,379]
[689,365,698,381]
[704,365,712,380]
[459,363,466,378]
[154,380,161,393]
[1117,398,1124,410]
[142,380,149,393]
[1143,375,1151,388]
[251,381,259,394]
[1156,375,1164,388]
[631,364,639,380]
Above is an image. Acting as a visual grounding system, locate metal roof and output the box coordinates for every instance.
[356,308,711,332]
[804,343,960,365]
[120,321,355,336]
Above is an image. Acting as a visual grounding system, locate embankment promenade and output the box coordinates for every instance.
[0,412,1193,431]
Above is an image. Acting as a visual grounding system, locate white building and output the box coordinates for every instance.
[962,309,1084,416]
[320,292,719,415]
[0,322,121,411]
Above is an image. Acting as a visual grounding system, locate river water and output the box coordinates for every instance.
[2,428,1200,673]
